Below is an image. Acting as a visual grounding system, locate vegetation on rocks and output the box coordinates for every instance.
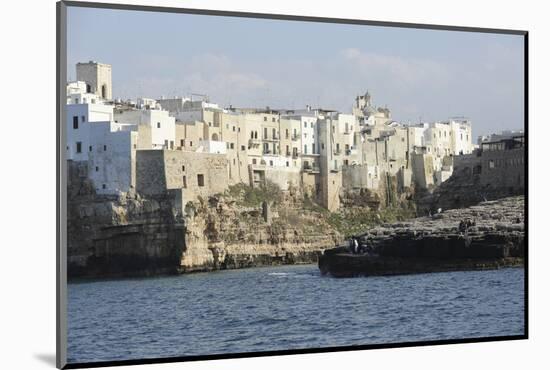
[225,181,283,207]
[221,182,417,240]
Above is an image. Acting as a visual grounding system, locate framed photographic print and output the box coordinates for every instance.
[56,1,527,368]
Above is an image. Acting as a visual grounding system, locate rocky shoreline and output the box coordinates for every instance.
[319,196,525,277]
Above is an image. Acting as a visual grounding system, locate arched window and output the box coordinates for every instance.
[212,133,219,141]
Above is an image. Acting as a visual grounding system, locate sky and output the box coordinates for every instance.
[67,6,525,138]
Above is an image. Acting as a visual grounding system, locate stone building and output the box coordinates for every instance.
[136,150,229,210]
[76,61,112,100]
[479,135,525,190]
[114,106,176,150]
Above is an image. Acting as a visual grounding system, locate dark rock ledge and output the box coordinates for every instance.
[319,196,525,277]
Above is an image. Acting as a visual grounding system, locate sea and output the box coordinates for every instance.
[67,265,525,364]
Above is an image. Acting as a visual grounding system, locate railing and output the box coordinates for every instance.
[303,165,320,172]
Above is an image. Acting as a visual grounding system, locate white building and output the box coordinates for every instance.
[114,107,176,149]
[66,97,138,194]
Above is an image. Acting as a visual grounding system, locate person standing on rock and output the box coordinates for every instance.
[348,236,355,253]
[355,238,360,254]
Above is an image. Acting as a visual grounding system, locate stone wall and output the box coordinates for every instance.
[67,160,184,278]
[136,150,228,205]
[416,147,525,212]
[480,148,524,190]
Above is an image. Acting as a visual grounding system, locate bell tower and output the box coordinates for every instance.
[76,61,112,100]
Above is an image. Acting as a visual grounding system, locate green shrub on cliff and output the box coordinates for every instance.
[226,181,283,207]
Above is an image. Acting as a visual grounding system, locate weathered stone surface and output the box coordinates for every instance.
[319,196,525,277]
[67,162,342,279]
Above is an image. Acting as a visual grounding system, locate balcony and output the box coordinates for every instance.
[303,164,320,173]
[248,138,262,147]
[263,134,279,142]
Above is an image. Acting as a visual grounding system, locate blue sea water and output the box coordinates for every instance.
[67,265,525,363]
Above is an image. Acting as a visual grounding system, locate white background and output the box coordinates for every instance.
[0,0,547,369]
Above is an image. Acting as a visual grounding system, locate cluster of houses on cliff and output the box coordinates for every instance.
[66,61,524,212]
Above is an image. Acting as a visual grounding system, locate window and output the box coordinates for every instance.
[252,158,257,164]
[312,144,316,154]
[197,174,205,187]
[182,165,185,172]
[170,141,174,149]
[232,126,236,132]
[230,143,235,149]
[190,141,193,147]
[272,128,276,138]
[157,122,161,128]
[264,128,268,139]
[133,144,137,149]
[269,160,273,166]
[164,140,168,148]
[72,116,78,129]
[285,129,289,139]
[233,159,236,165]
[180,139,184,147]
[241,145,245,151]
[286,161,289,167]
[321,143,325,150]
[95,166,99,172]
[310,122,313,128]
[102,184,106,189]
[264,116,267,121]
[89,145,92,152]
[209,122,212,127]
[81,116,86,123]
[304,145,308,154]
[104,145,107,151]
[272,117,276,122]
[489,160,495,169]
[182,176,187,188]
[336,143,340,151]
[76,142,82,153]
[304,122,307,128]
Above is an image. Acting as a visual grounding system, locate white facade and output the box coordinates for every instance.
[449,119,473,155]
[114,108,176,149]
[66,101,138,194]
[66,102,116,160]
[197,140,227,154]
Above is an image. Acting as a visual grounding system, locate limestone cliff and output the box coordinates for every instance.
[67,162,342,278]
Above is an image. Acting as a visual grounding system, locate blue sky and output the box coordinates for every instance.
[67,6,524,137]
